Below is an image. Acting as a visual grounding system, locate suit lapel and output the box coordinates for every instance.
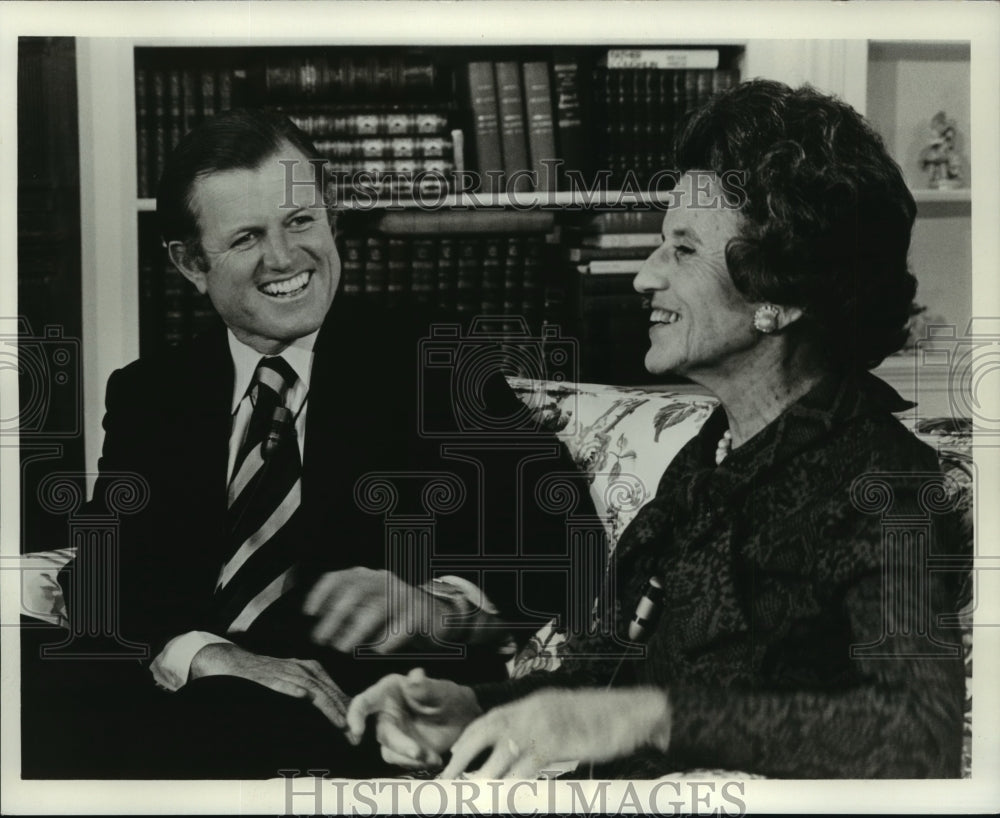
[177,329,233,558]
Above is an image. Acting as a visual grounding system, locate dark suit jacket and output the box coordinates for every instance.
[80,297,598,693]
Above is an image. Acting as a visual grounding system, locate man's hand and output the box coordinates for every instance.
[346,668,481,769]
[304,568,454,653]
[189,642,350,728]
[440,687,673,779]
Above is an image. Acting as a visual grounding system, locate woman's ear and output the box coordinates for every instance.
[167,241,209,295]
[753,303,804,334]
[775,305,803,330]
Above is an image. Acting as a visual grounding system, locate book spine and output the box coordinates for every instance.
[588,65,610,185]
[181,68,199,136]
[167,69,183,154]
[521,237,543,330]
[552,53,587,186]
[201,69,216,119]
[502,237,524,330]
[655,71,671,171]
[670,71,684,163]
[465,62,503,193]
[581,259,645,275]
[581,232,661,249]
[135,67,150,198]
[436,237,457,312]
[363,236,388,306]
[480,237,504,314]
[522,61,558,192]
[683,70,698,118]
[340,237,365,297]
[190,292,219,338]
[584,209,665,234]
[410,238,437,309]
[606,49,720,70]
[387,238,411,308]
[711,68,739,97]
[566,244,656,262]
[138,245,160,354]
[451,128,466,174]
[217,68,233,112]
[494,61,532,193]
[640,69,657,186]
[695,69,713,111]
[612,70,630,187]
[162,263,188,348]
[579,271,650,299]
[456,238,483,318]
[151,69,167,200]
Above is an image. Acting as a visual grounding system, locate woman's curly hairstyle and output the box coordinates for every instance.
[674,79,918,370]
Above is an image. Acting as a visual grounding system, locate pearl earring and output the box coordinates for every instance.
[753,304,780,333]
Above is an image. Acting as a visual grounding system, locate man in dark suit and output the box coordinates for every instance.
[32,110,598,778]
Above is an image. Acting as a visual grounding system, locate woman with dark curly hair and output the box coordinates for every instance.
[345,80,966,779]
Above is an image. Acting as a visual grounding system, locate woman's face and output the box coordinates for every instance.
[633,172,758,379]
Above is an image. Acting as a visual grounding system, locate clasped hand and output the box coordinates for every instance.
[347,669,674,779]
[439,687,674,778]
[304,567,456,653]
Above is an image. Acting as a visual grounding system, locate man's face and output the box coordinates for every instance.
[181,143,340,353]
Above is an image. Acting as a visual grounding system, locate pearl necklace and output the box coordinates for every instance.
[715,430,733,465]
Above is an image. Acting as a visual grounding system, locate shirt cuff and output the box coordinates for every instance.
[432,575,500,615]
[150,631,233,692]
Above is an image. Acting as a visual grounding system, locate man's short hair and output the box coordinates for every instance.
[156,108,329,265]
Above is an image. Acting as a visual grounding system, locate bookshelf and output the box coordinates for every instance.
[76,38,971,474]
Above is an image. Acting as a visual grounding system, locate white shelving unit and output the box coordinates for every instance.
[866,40,972,418]
[76,38,969,474]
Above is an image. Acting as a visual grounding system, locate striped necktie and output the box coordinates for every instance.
[215,356,302,635]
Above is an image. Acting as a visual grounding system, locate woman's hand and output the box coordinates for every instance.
[346,668,482,768]
[440,687,673,779]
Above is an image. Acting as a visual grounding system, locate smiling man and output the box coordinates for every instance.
[41,109,591,779]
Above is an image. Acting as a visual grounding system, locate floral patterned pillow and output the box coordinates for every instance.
[506,378,716,677]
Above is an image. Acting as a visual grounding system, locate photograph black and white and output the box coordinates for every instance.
[2,2,998,814]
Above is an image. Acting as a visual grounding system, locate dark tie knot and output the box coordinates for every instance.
[254,356,297,401]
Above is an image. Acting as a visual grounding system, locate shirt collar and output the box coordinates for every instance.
[227,329,318,414]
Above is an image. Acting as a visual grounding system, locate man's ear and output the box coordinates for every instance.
[167,241,209,295]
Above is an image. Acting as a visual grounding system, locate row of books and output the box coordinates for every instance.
[592,64,739,188]
[340,233,561,326]
[139,253,219,353]
[264,53,443,101]
[263,54,458,197]
[135,66,235,198]
[465,58,585,194]
[136,49,740,201]
[565,209,663,382]
[138,229,565,351]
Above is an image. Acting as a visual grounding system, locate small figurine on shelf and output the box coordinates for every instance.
[918,111,963,189]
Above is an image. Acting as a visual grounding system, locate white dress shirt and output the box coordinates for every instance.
[149,328,500,691]
[150,329,316,690]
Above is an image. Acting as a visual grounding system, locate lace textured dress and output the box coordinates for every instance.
[475,371,966,778]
